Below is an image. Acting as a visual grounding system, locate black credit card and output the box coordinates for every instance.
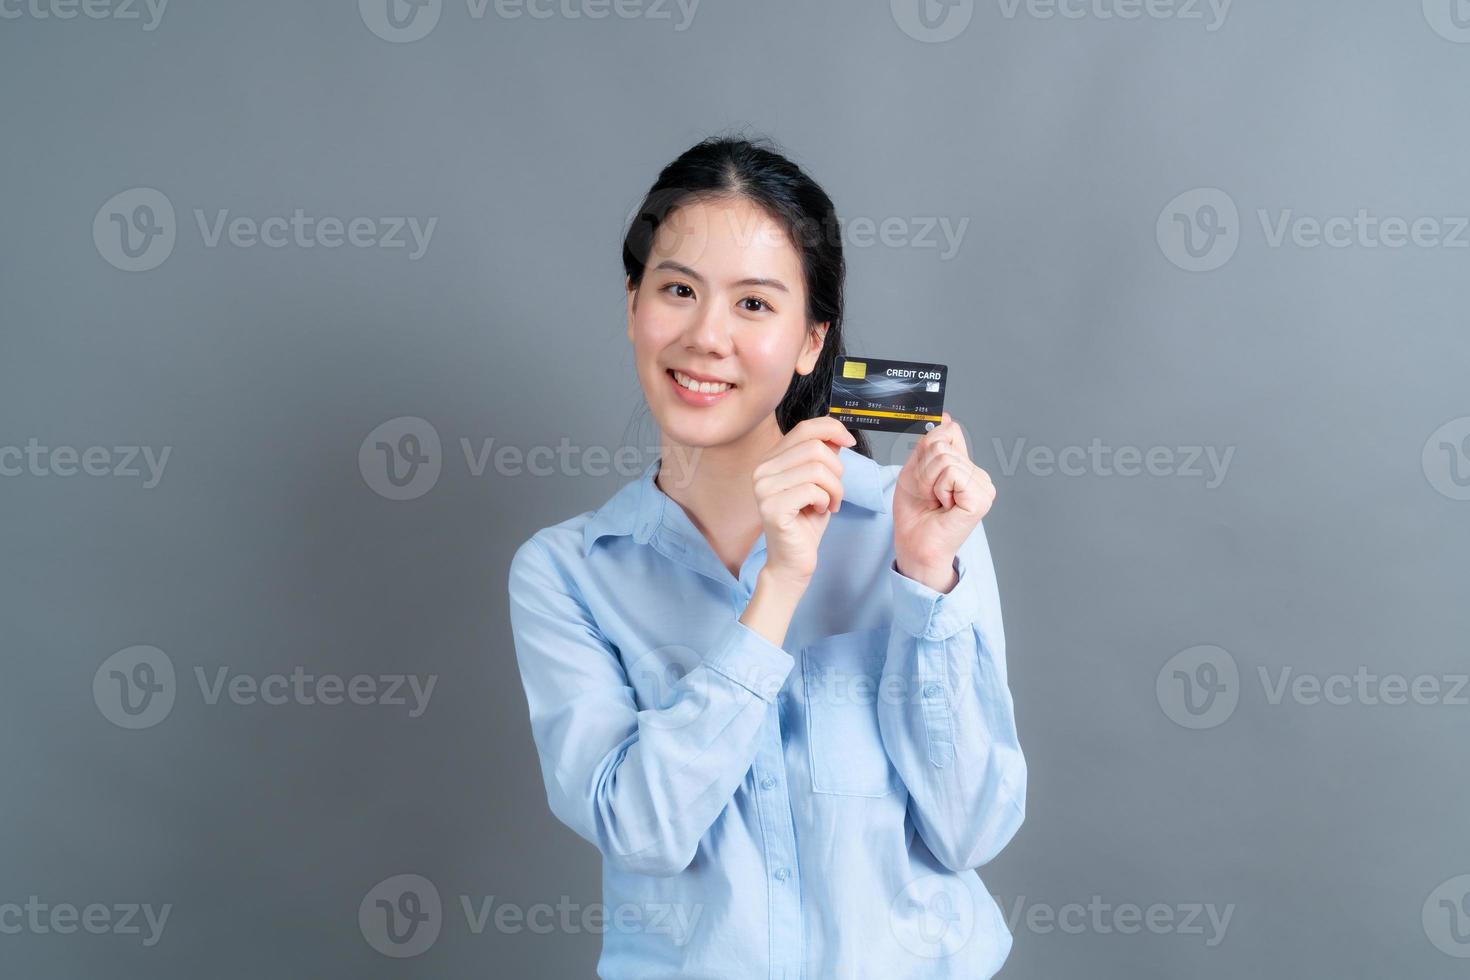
[828,355,948,435]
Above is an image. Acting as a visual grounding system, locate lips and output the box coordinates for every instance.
[669,367,735,388]
[666,368,736,405]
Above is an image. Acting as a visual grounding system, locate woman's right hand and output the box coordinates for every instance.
[752,416,856,587]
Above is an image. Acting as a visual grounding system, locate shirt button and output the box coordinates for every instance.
[760,776,776,790]
[923,684,942,699]
[774,868,789,881]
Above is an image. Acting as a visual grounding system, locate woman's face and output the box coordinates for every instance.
[626,194,827,451]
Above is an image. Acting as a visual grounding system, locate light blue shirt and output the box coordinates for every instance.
[507,445,1026,979]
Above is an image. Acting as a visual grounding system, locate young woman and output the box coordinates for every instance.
[508,136,1026,979]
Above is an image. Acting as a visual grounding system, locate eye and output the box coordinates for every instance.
[662,282,695,300]
[740,296,772,313]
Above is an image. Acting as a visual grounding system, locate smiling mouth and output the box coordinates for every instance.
[667,368,736,394]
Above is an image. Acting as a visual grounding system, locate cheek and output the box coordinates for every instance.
[736,330,805,389]
[631,305,681,355]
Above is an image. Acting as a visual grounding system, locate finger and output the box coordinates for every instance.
[939,460,994,514]
[790,414,857,452]
[760,438,845,487]
[917,417,971,472]
[926,459,962,511]
[757,459,844,513]
[915,441,962,492]
[764,461,846,514]
[920,450,972,509]
[924,411,966,458]
[760,418,853,480]
[767,482,832,521]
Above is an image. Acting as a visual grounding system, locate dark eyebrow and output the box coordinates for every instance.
[652,260,790,294]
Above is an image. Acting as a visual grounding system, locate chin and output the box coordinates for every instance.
[652,416,741,450]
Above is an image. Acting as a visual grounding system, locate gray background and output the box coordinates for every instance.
[2,0,1468,976]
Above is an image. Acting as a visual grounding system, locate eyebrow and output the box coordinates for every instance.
[652,260,790,294]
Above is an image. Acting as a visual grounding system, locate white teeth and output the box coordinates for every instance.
[673,370,732,394]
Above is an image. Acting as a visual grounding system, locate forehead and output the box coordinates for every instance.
[649,196,804,283]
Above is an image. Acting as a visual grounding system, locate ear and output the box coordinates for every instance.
[625,277,637,344]
[794,321,830,376]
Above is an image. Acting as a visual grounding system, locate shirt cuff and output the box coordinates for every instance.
[889,554,984,641]
[702,618,796,702]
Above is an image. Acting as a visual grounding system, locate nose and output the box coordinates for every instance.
[681,298,734,357]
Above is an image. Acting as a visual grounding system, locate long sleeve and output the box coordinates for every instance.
[876,520,1027,872]
[507,536,794,878]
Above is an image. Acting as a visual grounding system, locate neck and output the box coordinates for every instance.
[655,414,786,543]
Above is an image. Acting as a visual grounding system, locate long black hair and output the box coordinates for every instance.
[622,133,873,459]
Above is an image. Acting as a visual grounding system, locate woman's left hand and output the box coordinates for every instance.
[892,412,996,592]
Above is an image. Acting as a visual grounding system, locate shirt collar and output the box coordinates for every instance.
[582,444,887,556]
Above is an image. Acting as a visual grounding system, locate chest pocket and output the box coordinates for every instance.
[801,627,901,798]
